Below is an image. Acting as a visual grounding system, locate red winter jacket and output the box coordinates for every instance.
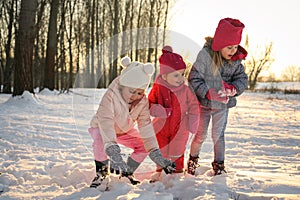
[148,75,200,135]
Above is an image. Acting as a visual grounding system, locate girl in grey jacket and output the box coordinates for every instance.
[187,18,248,175]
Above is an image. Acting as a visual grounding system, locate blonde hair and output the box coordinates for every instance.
[211,51,223,76]
[206,36,233,76]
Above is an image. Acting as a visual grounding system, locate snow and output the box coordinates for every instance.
[1,83,300,200]
[255,82,300,91]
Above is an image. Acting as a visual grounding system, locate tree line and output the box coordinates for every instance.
[1,0,287,97]
[0,0,173,96]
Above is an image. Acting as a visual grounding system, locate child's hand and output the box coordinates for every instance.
[149,149,176,174]
[163,162,176,174]
[221,80,237,96]
[105,144,129,175]
[150,104,171,118]
[206,88,229,104]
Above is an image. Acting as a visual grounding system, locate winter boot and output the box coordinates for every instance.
[90,160,109,188]
[187,155,199,175]
[124,157,141,185]
[211,161,227,175]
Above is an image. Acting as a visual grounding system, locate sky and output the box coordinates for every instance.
[167,0,300,77]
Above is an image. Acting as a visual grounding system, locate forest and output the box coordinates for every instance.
[0,0,174,96]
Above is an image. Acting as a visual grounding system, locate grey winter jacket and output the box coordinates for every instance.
[188,39,248,109]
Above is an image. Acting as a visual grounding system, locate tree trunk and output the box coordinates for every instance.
[13,0,37,96]
[120,0,131,64]
[90,0,96,87]
[101,5,107,87]
[111,0,119,82]
[68,0,76,90]
[44,0,59,91]
[33,0,47,91]
[129,0,134,59]
[147,0,155,62]
[162,0,169,46]
[153,0,163,78]
[3,0,15,94]
[135,0,143,61]
[85,1,91,87]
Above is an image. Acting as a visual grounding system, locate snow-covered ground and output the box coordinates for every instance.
[255,82,300,91]
[0,83,300,200]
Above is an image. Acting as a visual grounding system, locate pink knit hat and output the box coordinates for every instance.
[212,18,245,51]
[159,46,186,74]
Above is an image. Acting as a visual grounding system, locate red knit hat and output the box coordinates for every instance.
[159,45,186,74]
[212,18,245,51]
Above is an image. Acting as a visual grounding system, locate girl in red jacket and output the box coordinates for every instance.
[148,46,200,180]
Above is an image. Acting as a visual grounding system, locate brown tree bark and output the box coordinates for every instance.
[44,0,59,90]
[13,0,37,96]
[3,0,15,94]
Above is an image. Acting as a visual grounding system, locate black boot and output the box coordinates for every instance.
[90,160,109,188]
[211,161,227,175]
[123,157,140,185]
[187,155,199,175]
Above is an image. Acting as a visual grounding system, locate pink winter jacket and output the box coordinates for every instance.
[90,77,159,152]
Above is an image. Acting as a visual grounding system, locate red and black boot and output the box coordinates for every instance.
[211,161,227,175]
[187,155,199,175]
[90,160,109,188]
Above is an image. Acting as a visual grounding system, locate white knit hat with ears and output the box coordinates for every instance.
[119,56,155,90]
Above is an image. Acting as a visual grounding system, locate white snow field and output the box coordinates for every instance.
[0,83,299,199]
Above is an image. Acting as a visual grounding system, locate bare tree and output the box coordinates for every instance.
[89,0,96,87]
[120,0,132,59]
[111,0,120,83]
[58,1,67,90]
[135,0,144,61]
[162,0,169,46]
[73,2,84,88]
[67,0,77,90]
[147,0,155,62]
[97,2,107,88]
[281,65,300,82]
[1,0,174,91]
[33,0,47,90]
[84,1,92,87]
[2,0,15,93]
[13,0,37,96]
[153,0,163,78]
[128,0,135,59]
[244,35,274,90]
[44,0,59,91]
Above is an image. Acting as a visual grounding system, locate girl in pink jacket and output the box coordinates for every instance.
[148,46,200,180]
[88,56,175,188]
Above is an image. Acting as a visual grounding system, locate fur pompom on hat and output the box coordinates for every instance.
[212,18,245,51]
[159,45,186,74]
[119,56,155,90]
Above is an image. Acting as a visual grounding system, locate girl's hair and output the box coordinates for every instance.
[205,36,233,76]
[211,51,223,76]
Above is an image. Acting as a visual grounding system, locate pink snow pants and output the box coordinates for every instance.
[88,127,148,163]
